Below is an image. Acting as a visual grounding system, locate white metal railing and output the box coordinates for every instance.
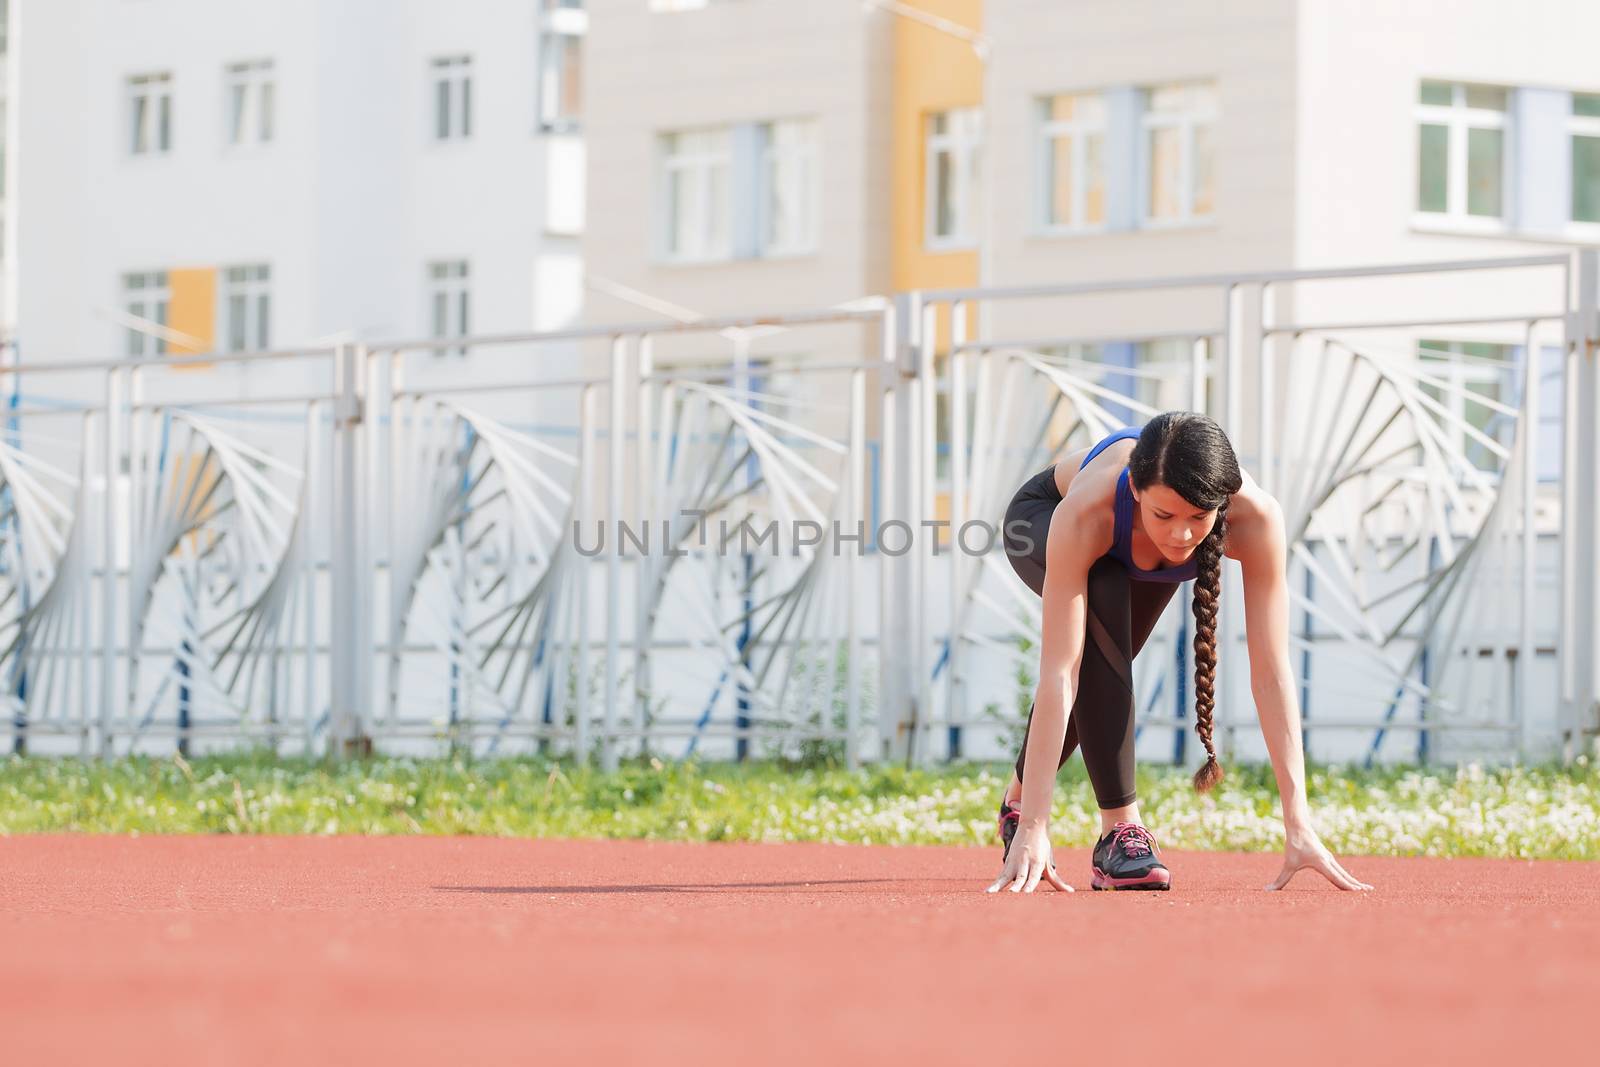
[0,252,1595,766]
[896,250,1596,768]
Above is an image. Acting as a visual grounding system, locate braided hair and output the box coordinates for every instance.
[1128,412,1242,793]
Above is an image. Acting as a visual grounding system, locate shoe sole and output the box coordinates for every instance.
[1090,865,1172,891]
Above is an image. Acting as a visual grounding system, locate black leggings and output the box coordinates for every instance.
[1003,465,1177,809]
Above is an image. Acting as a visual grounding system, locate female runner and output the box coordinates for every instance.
[986,412,1371,893]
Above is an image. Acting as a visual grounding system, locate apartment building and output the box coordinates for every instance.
[7,0,587,394]
[583,0,1598,446]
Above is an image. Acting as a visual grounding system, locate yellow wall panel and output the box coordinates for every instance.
[167,267,216,363]
[891,0,984,299]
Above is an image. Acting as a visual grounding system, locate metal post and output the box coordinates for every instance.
[1217,285,1246,759]
[635,333,655,750]
[98,372,121,758]
[603,336,626,771]
[732,333,753,761]
[947,302,968,760]
[846,367,865,769]
[880,292,920,761]
[1562,250,1600,757]
[302,402,320,758]
[575,384,595,764]
[1518,320,1540,758]
[914,300,937,766]
[327,343,371,759]
[383,352,405,732]
[1189,336,1207,414]
[1257,284,1276,492]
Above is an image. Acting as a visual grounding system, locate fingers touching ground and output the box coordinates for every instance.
[1266,856,1374,892]
[1043,864,1075,893]
[1328,856,1374,891]
[986,856,1074,894]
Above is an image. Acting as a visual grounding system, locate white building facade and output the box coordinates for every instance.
[5,0,586,378]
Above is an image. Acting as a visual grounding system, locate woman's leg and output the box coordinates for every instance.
[1009,561,1178,830]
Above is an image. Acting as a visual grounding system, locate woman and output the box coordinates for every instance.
[986,412,1371,894]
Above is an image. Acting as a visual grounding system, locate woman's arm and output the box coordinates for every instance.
[1017,504,1095,830]
[987,498,1101,893]
[1235,494,1312,828]
[1234,489,1372,892]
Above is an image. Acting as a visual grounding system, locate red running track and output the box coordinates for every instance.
[1,836,1595,1066]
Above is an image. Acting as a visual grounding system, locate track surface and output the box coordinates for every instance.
[2,836,1595,1066]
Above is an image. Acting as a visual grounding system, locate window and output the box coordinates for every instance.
[538,28,583,133]
[538,2,585,133]
[432,56,472,141]
[1416,81,1507,222]
[128,73,173,156]
[1141,83,1216,224]
[1037,93,1106,232]
[224,60,275,148]
[1571,93,1600,224]
[222,265,271,352]
[660,128,732,262]
[758,119,818,255]
[925,108,983,249]
[428,261,471,357]
[1418,340,1515,473]
[123,272,170,357]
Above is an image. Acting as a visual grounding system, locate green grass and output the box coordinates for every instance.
[1,752,1596,860]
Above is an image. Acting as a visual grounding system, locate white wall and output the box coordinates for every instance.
[15,0,583,381]
[582,0,890,331]
[983,0,1299,342]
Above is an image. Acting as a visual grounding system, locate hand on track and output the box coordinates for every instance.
[1267,825,1373,892]
[986,822,1074,894]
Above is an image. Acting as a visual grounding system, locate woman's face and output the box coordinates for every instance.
[1130,482,1219,562]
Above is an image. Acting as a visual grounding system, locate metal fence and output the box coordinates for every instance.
[2,252,1596,766]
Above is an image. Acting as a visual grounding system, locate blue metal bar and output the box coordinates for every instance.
[685,668,731,760]
[1173,613,1189,764]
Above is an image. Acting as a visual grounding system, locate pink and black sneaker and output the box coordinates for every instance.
[1090,822,1172,891]
[997,798,1022,860]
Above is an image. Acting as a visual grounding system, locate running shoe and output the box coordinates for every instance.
[1090,822,1172,891]
[997,798,1022,860]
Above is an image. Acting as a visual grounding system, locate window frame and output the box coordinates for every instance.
[537,5,586,134]
[220,264,272,353]
[657,127,734,264]
[1138,83,1217,228]
[1035,92,1108,236]
[1569,94,1600,228]
[127,72,174,157]
[756,118,820,258]
[924,107,983,252]
[1412,81,1510,233]
[123,271,171,358]
[430,56,473,143]
[223,59,275,152]
[426,260,472,358]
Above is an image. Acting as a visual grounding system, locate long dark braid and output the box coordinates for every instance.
[1189,504,1228,792]
[1128,412,1242,793]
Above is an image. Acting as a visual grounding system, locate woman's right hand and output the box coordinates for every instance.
[986,821,1075,893]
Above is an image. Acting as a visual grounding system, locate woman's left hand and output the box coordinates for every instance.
[1266,824,1373,892]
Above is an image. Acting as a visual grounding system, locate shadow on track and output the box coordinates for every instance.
[433,877,976,895]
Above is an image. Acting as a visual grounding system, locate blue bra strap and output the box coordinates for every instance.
[1078,427,1142,471]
